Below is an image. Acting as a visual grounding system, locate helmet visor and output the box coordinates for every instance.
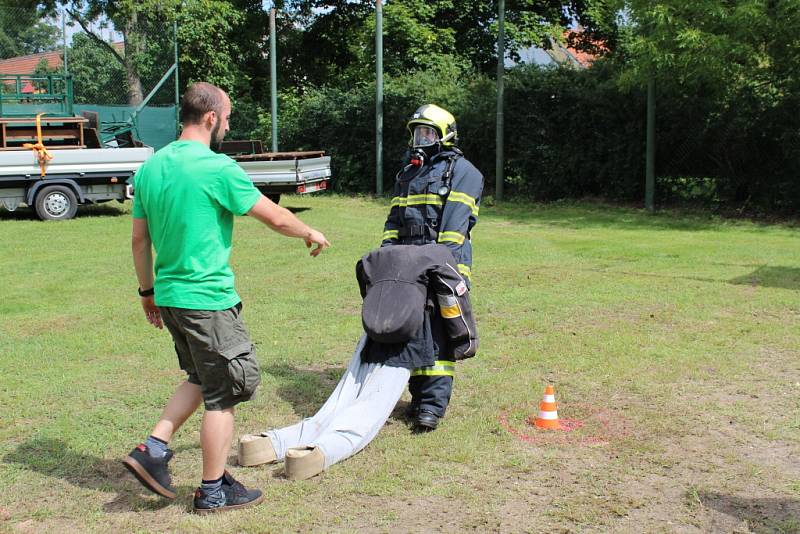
[412,125,440,148]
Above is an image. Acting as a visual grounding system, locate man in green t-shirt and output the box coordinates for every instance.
[123,82,330,514]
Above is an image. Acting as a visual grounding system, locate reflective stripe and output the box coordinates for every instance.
[457,264,472,281]
[391,194,443,208]
[537,411,559,420]
[448,191,479,216]
[437,231,465,245]
[411,360,455,377]
[440,303,461,318]
[411,369,455,376]
[543,394,555,403]
[437,294,458,308]
[382,230,399,240]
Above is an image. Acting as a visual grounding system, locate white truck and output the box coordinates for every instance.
[0,144,331,220]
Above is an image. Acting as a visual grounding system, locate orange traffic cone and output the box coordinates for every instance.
[533,384,562,430]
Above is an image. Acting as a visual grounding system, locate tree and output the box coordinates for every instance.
[0,0,60,59]
[67,32,126,104]
[63,0,246,106]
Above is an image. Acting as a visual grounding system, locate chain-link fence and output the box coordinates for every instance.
[0,6,178,149]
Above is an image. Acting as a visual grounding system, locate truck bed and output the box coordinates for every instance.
[232,152,331,195]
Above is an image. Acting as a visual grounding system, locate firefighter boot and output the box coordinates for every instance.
[238,434,277,467]
[284,446,325,480]
[414,410,440,432]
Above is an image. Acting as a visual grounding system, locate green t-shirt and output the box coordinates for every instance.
[132,140,262,310]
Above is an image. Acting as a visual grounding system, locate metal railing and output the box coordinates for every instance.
[0,74,74,116]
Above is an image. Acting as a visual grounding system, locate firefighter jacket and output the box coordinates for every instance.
[380,148,483,288]
[356,244,478,369]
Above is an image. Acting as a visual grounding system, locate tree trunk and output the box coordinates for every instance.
[122,10,144,106]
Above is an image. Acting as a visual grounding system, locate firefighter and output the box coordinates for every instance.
[380,104,484,431]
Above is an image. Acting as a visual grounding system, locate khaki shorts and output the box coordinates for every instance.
[160,303,261,411]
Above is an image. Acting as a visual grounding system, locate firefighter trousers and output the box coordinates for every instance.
[409,309,456,418]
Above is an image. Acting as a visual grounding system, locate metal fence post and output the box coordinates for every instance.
[62,10,68,77]
[174,20,179,138]
[270,8,278,152]
[645,77,655,211]
[375,0,384,196]
[495,0,505,201]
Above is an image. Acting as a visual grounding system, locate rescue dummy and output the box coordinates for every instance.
[237,244,477,479]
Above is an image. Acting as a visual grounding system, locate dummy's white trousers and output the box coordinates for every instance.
[264,335,411,469]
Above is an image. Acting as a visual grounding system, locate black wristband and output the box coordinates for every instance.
[138,287,155,297]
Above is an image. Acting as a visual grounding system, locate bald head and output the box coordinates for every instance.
[180,82,228,126]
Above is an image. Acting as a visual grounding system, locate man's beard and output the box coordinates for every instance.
[210,119,224,151]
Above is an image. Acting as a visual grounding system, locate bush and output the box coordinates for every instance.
[246,60,800,212]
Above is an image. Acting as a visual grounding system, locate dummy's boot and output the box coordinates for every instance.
[284,446,325,480]
[238,434,277,467]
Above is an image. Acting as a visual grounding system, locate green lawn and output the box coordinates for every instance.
[1,196,799,533]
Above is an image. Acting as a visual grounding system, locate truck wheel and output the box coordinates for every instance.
[35,185,79,220]
[267,194,281,204]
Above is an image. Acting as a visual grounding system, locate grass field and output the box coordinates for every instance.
[1,195,799,533]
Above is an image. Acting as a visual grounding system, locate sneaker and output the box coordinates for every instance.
[193,471,264,515]
[122,444,177,499]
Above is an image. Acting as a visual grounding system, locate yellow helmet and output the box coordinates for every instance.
[407,104,458,148]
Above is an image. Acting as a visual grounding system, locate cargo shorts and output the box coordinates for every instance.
[160,302,261,411]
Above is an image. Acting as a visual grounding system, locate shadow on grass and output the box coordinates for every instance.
[698,492,800,532]
[263,363,345,417]
[284,206,310,214]
[0,204,126,221]
[480,201,797,233]
[728,266,800,290]
[3,437,193,513]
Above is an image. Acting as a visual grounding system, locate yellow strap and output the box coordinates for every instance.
[22,113,53,177]
[382,230,399,241]
[440,303,461,319]
[437,231,465,245]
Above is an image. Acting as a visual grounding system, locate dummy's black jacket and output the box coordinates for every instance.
[356,244,478,369]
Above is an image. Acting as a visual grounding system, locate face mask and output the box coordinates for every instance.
[412,125,439,148]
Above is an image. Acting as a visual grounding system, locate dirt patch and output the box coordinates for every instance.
[9,315,73,338]
[499,403,632,446]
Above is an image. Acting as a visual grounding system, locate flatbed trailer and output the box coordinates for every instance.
[0,146,153,220]
[0,143,332,220]
[231,149,331,203]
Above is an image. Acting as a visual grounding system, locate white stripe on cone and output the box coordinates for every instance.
[543,394,555,402]
[537,411,558,420]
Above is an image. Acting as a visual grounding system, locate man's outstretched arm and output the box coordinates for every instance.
[247,195,330,256]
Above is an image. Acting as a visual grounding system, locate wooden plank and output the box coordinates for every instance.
[0,117,88,125]
[5,127,82,139]
[232,150,326,162]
